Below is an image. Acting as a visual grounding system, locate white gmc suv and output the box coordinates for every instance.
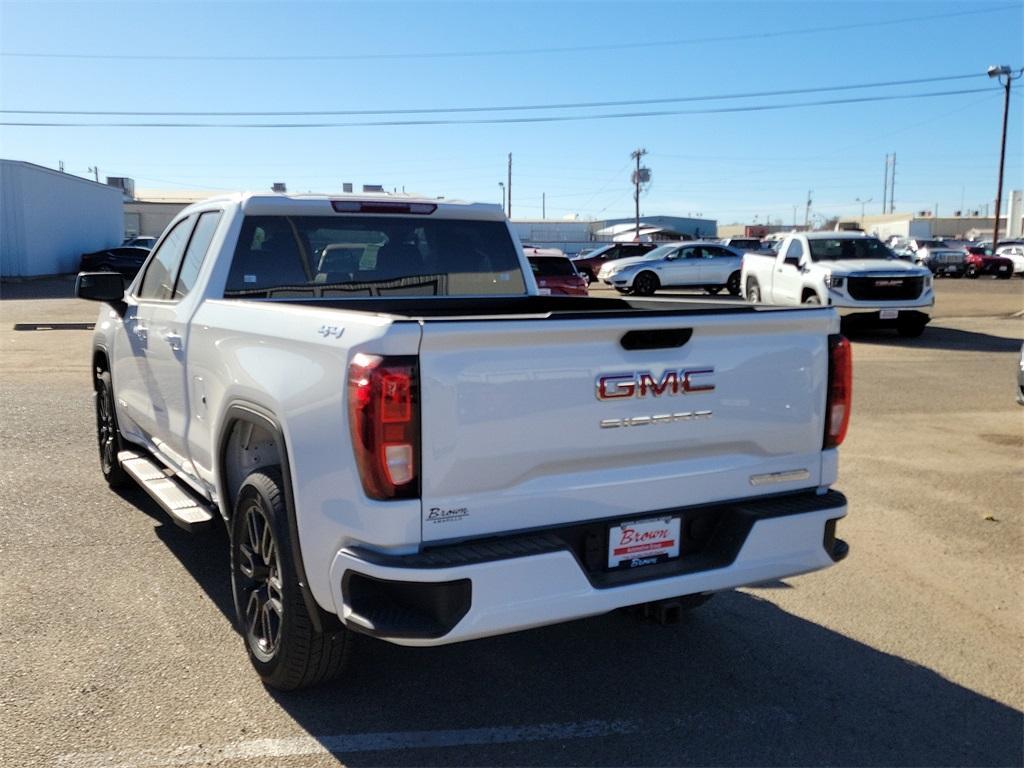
[741,231,934,337]
[77,192,851,689]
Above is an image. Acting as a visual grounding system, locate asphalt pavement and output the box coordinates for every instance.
[2,276,1022,767]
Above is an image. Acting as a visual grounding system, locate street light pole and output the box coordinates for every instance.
[856,197,872,219]
[498,182,505,216]
[988,65,1022,247]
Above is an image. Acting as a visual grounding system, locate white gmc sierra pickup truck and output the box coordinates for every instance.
[741,231,934,337]
[77,193,851,690]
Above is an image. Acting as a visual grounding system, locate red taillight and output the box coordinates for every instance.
[348,353,419,500]
[824,334,852,449]
[332,200,437,215]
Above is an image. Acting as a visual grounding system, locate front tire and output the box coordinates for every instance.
[231,468,351,690]
[632,271,659,296]
[95,370,129,487]
[897,320,927,338]
[966,265,979,279]
[803,293,822,305]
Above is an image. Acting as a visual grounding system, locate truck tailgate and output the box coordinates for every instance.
[418,307,836,543]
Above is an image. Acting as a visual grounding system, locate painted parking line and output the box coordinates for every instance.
[58,719,639,768]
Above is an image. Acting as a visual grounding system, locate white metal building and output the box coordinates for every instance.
[0,160,123,277]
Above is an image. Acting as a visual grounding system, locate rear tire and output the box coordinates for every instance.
[726,271,741,296]
[746,280,761,303]
[230,468,352,690]
[632,271,659,296]
[95,370,129,487]
[966,266,979,279]
[705,286,722,295]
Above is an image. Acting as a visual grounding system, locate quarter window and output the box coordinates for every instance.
[137,218,193,301]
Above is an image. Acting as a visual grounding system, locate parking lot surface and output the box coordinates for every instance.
[2,277,1022,767]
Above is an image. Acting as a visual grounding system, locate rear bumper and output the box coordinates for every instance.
[329,490,848,646]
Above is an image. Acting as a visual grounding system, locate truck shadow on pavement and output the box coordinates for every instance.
[124,489,1022,768]
[847,324,1023,353]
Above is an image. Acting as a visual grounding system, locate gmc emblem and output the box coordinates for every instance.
[874,279,903,287]
[596,368,715,400]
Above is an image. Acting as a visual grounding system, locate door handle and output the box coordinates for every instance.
[162,332,183,351]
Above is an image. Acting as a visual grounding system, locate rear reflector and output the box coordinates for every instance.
[348,353,420,500]
[332,200,437,215]
[824,334,852,449]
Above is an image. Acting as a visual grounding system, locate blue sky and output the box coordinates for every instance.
[1,0,1021,224]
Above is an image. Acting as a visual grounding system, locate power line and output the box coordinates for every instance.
[0,87,993,128]
[0,73,986,116]
[0,5,1014,61]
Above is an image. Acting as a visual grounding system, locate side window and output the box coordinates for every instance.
[785,239,804,262]
[174,211,222,299]
[684,247,703,259]
[137,218,193,300]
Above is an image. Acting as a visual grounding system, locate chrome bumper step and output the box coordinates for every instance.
[118,451,215,533]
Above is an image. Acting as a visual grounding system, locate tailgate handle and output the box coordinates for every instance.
[620,328,693,350]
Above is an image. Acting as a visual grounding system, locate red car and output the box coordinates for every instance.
[569,242,659,282]
[526,251,588,296]
[963,247,1014,279]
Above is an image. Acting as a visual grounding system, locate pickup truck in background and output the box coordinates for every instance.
[77,192,851,690]
[741,231,934,337]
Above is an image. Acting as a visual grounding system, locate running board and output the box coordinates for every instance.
[119,451,216,533]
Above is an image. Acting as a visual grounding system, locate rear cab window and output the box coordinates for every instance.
[224,215,526,298]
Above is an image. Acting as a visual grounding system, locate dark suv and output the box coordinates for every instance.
[570,242,659,282]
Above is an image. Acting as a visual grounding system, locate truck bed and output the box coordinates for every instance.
[269,295,767,320]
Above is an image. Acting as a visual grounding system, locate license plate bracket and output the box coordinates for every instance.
[607,516,681,569]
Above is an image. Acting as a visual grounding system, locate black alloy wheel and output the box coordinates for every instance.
[632,272,658,296]
[95,370,129,487]
[235,497,285,663]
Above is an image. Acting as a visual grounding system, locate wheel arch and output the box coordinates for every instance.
[217,402,325,631]
[801,285,821,303]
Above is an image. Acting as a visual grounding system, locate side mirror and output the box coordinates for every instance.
[76,272,125,306]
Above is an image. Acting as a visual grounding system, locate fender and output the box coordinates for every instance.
[217,401,326,632]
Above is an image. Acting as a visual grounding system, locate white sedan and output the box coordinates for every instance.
[995,245,1024,276]
[597,242,744,296]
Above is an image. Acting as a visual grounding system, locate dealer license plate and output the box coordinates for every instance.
[608,516,681,569]
[879,309,899,320]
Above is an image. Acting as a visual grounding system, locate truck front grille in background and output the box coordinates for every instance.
[847,276,924,301]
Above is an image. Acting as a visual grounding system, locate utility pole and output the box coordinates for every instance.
[542,192,546,220]
[987,65,1021,247]
[804,190,812,229]
[507,153,512,220]
[88,166,99,182]
[889,153,896,213]
[792,205,797,228]
[631,148,648,241]
[882,154,889,214]
[58,161,65,173]
[498,181,505,215]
